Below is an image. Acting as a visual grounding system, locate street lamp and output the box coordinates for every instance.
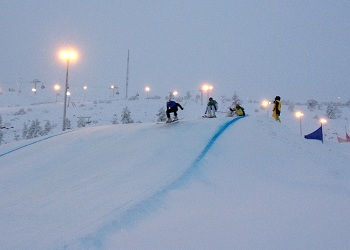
[320,118,327,143]
[202,84,213,100]
[59,49,78,131]
[145,86,150,99]
[83,85,87,101]
[31,79,41,94]
[110,85,115,99]
[54,84,60,102]
[295,111,304,136]
[172,91,178,99]
[261,99,270,116]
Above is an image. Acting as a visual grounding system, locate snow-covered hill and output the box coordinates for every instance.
[1,92,350,249]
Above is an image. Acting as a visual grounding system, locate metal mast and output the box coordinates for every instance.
[126,49,129,99]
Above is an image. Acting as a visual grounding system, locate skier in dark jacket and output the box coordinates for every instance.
[166,100,184,123]
[272,96,281,122]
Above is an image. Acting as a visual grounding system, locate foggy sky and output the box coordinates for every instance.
[1,0,350,102]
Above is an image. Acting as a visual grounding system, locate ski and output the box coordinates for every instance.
[157,118,183,124]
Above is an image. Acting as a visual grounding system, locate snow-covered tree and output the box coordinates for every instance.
[111,114,119,124]
[121,106,134,124]
[231,91,241,106]
[0,129,3,145]
[64,118,71,129]
[14,132,20,141]
[22,122,28,139]
[307,99,318,111]
[326,103,341,119]
[184,91,191,100]
[26,119,43,139]
[344,99,350,108]
[14,108,26,115]
[44,121,52,134]
[77,117,86,128]
[0,114,2,127]
[288,102,295,112]
[156,107,167,122]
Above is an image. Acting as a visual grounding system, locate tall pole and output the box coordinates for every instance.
[200,90,203,105]
[126,49,129,99]
[62,60,69,131]
[299,117,302,136]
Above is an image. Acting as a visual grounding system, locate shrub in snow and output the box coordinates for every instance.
[231,91,241,106]
[147,95,161,100]
[64,118,71,129]
[0,130,3,145]
[184,91,191,100]
[14,132,20,141]
[22,122,28,139]
[121,106,134,124]
[326,103,341,119]
[77,117,86,128]
[288,102,295,112]
[156,107,167,122]
[44,121,52,134]
[307,99,319,111]
[26,119,43,139]
[344,99,350,108]
[128,94,139,101]
[14,108,26,115]
[111,114,119,124]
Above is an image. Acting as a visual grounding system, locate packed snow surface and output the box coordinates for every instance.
[1,95,350,249]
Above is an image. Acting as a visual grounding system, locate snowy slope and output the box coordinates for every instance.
[1,96,350,249]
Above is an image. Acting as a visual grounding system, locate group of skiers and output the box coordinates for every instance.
[166,95,281,123]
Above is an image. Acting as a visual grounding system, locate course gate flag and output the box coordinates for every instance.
[304,126,323,143]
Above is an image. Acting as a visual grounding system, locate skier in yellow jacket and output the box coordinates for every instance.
[272,96,281,122]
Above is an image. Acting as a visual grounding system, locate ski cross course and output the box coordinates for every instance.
[0,116,245,248]
[79,116,246,247]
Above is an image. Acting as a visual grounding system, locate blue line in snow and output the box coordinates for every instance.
[195,116,244,164]
[79,116,246,248]
[0,130,73,158]
[172,115,245,186]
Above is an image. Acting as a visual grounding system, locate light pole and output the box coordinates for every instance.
[83,85,87,101]
[54,84,60,102]
[59,49,78,131]
[295,111,304,136]
[110,85,115,99]
[198,89,203,105]
[145,86,150,99]
[320,118,327,143]
[262,100,270,116]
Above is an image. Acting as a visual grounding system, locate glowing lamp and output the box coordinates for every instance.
[295,111,304,118]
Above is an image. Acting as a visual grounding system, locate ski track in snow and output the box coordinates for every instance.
[77,116,245,249]
[0,130,75,158]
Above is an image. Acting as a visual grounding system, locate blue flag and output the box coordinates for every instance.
[304,126,323,143]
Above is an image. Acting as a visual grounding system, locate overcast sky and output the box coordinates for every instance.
[1,0,350,101]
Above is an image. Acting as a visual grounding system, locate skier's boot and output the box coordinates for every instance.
[166,118,172,123]
[173,116,178,121]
